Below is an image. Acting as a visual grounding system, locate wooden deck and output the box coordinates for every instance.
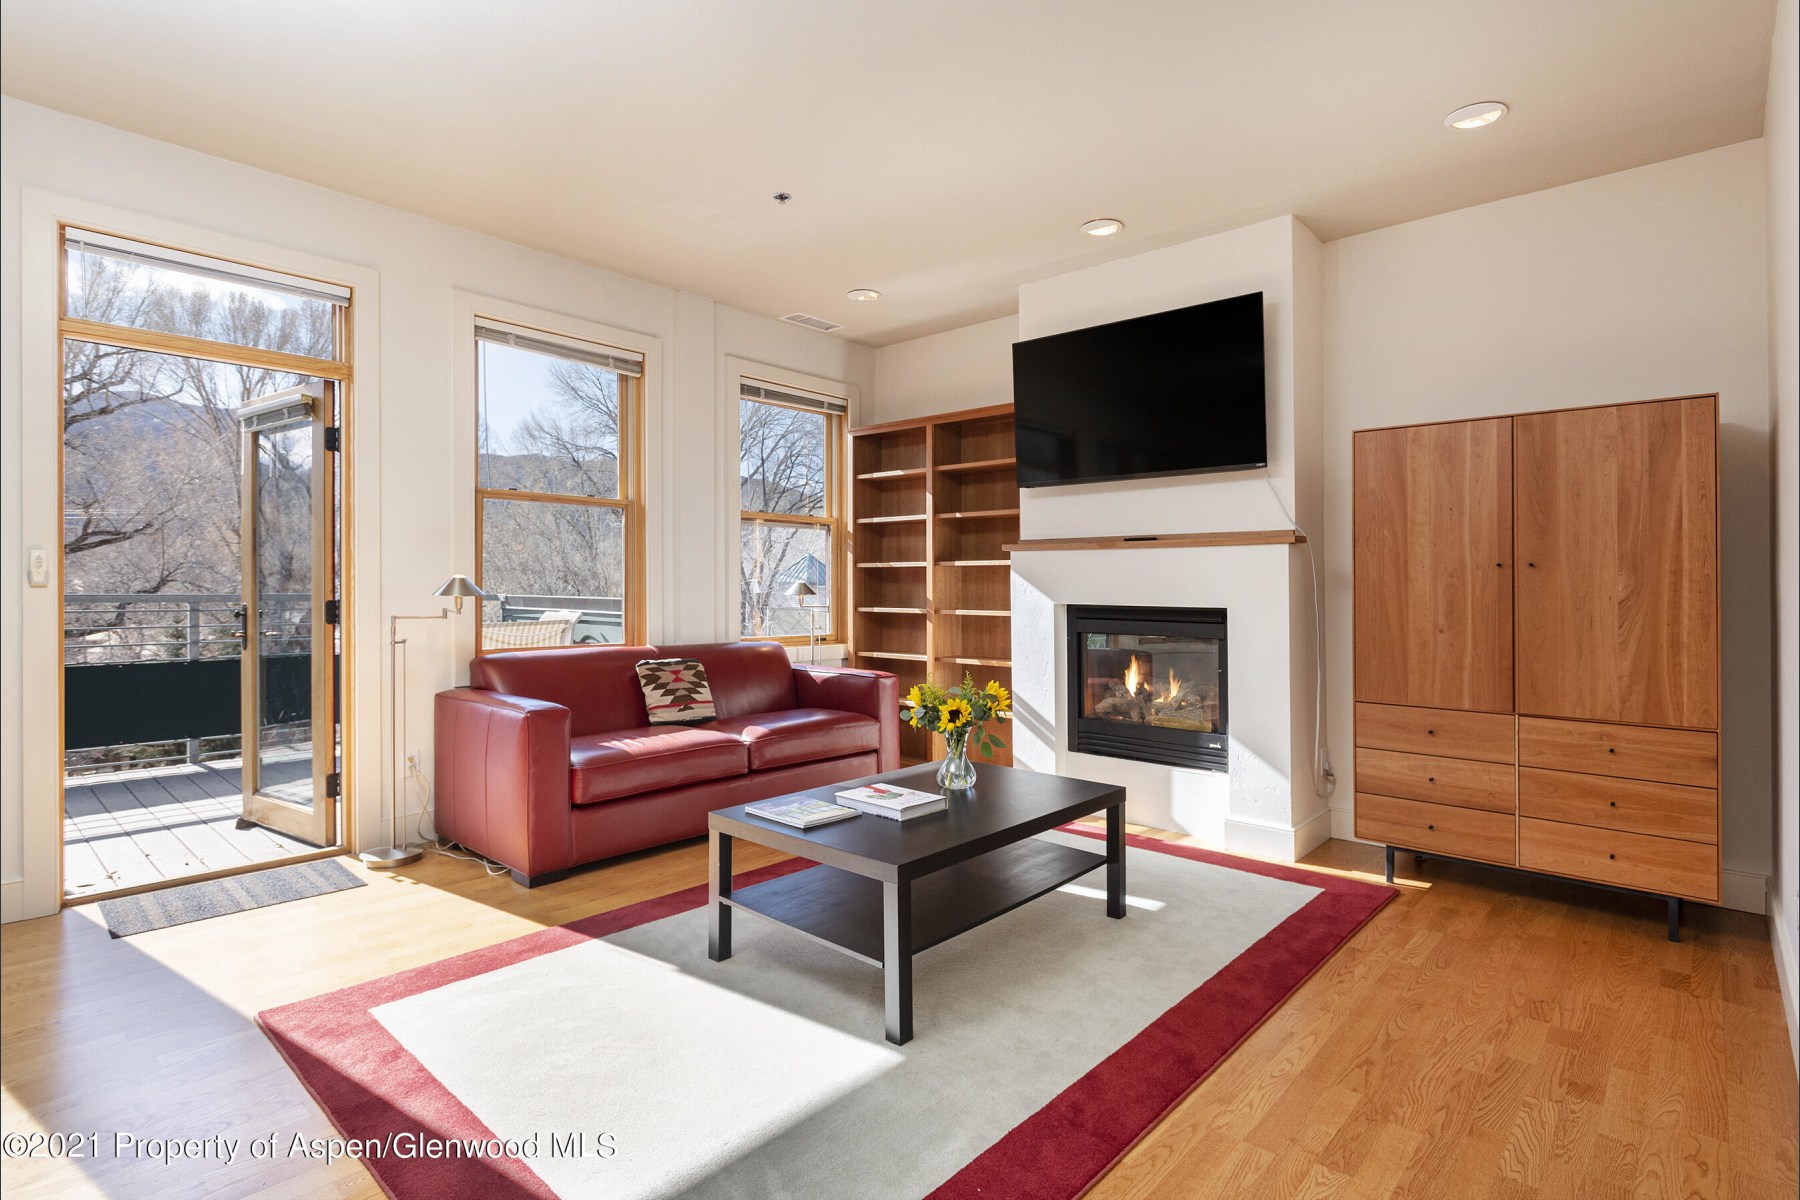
[62,757,321,898]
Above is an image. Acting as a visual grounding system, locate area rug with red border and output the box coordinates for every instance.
[259,828,1392,1200]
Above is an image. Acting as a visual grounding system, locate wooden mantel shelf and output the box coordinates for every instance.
[1003,530,1305,552]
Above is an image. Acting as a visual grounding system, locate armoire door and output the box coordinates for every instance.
[1353,417,1514,712]
[1514,396,1719,729]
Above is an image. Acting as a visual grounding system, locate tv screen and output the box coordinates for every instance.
[1011,292,1266,487]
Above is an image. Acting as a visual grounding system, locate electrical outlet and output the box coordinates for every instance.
[405,750,421,772]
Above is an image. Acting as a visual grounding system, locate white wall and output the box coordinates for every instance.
[867,315,1017,426]
[1007,216,1330,858]
[1765,0,1799,1057]
[1015,217,1323,541]
[1323,140,1774,911]
[0,97,873,920]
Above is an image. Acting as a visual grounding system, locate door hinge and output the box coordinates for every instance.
[323,425,341,452]
[324,598,340,625]
[325,771,341,798]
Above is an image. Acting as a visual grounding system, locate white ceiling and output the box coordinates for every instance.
[0,1,1777,346]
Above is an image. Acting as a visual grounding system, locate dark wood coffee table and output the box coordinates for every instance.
[707,763,1127,1044]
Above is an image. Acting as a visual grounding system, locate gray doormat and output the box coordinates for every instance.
[99,858,366,937]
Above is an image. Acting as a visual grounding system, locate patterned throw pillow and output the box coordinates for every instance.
[635,658,717,726]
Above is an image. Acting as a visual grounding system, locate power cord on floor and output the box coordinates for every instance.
[1263,474,1337,797]
[406,757,511,876]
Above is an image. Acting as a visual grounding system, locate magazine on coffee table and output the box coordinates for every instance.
[835,783,948,821]
[743,797,858,829]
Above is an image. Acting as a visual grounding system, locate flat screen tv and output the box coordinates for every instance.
[1012,291,1266,487]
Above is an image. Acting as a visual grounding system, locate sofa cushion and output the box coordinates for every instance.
[711,708,882,771]
[569,726,748,805]
[634,658,718,725]
[655,642,798,719]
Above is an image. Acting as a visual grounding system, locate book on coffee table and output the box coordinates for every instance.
[743,797,859,829]
[835,783,948,821]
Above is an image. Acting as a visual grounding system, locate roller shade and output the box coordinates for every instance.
[476,321,644,377]
[65,229,351,305]
[740,379,848,415]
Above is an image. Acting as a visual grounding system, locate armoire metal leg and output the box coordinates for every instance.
[1384,845,1395,884]
[1667,897,1682,943]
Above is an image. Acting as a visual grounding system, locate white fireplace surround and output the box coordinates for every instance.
[1005,214,1329,863]
[1011,543,1329,860]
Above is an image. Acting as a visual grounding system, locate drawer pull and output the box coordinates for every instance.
[1427,824,1436,831]
[1427,776,1436,783]
[1609,800,1617,807]
[1608,747,1616,755]
[1609,853,1616,859]
[1426,729,1435,736]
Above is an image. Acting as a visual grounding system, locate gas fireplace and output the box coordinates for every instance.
[1068,605,1227,771]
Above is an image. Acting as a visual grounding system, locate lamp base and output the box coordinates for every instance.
[359,844,423,869]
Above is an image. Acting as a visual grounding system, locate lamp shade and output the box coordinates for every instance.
[784,580,817,599]
[434,574,494,601]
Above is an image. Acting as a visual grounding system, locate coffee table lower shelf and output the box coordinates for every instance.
[723,838,1105,966]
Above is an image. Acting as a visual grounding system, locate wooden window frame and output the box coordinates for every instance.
[472,322,646,654]
[738,393,846,647]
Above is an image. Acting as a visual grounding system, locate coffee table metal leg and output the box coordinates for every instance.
[709,830,732,962]
[1106,801,1126,919]
[883,879,913,1045]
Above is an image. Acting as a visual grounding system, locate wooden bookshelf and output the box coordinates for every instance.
[850,403,1018,767]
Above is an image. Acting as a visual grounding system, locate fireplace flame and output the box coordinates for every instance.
[1124,655,1143,696]
[1167,668,1181,702]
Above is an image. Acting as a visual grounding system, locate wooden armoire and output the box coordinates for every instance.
[1352,394,1720,939]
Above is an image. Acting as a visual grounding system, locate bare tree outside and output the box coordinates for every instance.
[739,398,832,638]
[62,251,333,668]
[477,341,630,644]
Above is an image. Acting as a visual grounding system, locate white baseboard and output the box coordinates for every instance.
[1222,808,1335,863]
[0,878,23,924]
[1293,807,1334,859]
[1722,870,1769,915]
[1771,883,1799,1069]
[1222,817,1300,862]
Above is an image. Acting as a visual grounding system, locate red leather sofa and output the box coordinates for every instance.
[433,642,898,885]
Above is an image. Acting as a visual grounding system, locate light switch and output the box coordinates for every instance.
[27,547,49,587]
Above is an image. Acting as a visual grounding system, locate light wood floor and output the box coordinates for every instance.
[1,831,1793,1199]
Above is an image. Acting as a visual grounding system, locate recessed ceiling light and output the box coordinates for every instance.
[846,288,881,302]
[1444,101,1508,130]
[1080,218,1125,237]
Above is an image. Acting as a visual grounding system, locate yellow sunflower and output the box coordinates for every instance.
[903,684,923,710]
[939,697,973,729]
[983,680,1012,713]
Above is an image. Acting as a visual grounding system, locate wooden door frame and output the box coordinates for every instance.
[10,197,375,919]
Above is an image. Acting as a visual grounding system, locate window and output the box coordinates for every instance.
[476,321,643,650]
[739,378,846,642]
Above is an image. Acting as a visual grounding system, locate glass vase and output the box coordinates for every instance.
[936,727,977,792]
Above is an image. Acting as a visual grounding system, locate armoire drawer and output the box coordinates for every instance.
[1355,748,1514,813]
[1517,718,1717,788]
[1518,768,1718,844]
[1355,703,1515,764]
[1518,817,1719,902]
[1355,793,1515,866]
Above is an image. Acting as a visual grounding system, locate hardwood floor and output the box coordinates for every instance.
[1,832,1793,1199]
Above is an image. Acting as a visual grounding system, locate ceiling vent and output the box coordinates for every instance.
[782,312,844,333]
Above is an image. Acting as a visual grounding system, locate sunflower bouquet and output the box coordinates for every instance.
[900,673,1011,789]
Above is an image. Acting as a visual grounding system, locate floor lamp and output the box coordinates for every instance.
[362,574,494,869]
[785,579,820,664]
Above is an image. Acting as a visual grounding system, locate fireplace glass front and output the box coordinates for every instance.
[1068,606,1227,771]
